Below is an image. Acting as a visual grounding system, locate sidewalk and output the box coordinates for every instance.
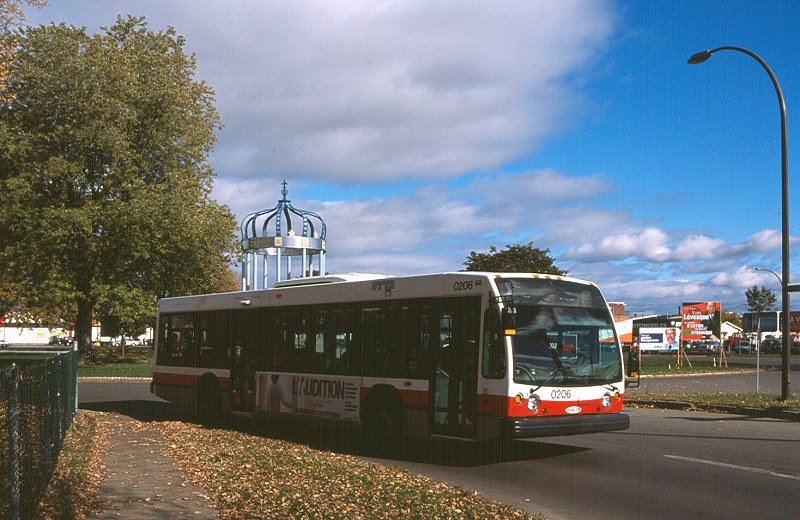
[90,413,219,519]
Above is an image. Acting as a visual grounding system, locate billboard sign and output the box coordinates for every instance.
[639,327,680,353]
[791,312,800,333]
[681,301,721,341]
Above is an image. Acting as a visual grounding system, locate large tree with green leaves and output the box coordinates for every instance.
[0,16,238,353]
[0,1,47,102]
[745,285,777,313]
[463,242,567,275]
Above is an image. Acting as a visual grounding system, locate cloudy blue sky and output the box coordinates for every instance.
[25,1,800,315]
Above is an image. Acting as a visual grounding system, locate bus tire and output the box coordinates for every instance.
[363,387,403,456]
[196,373,220,427]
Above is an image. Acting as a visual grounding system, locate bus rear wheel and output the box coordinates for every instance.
[196,373,221,427]
[363,389,403,456]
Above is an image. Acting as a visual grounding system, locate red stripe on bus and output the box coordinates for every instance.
[505,395,625,417]
[397,388,428,408]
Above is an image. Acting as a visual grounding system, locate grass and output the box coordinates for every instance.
[157,421,543,519]
[77,360,152,378]
[1,347,153,377]
[0,352,55,370]
[38,413,544,519]
[635,353,753,375]
[629,392,800,413]
[78,347,153,378]
[631,354,800,413]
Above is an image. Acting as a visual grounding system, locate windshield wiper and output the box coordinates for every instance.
[550,348,564,369]
[530,365,571,393]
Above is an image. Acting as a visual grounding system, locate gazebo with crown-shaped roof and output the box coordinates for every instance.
[240,181,326,290]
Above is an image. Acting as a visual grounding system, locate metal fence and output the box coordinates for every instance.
[0,349,79,520]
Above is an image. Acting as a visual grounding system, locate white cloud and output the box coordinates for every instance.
[475,170,615,205]
[462,169,627,245]
[565,227,671,262]
[30,2,791,315]
[536,207,630,246]
[171,1,617,181]
[710,267,768,290]
[565,228,784,266]
[217,168,630,277]
[729,229,782,255]
[672,235,725,260]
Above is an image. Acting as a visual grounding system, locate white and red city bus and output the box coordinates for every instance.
[151,272,629,445]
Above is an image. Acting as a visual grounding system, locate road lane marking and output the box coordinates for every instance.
[665,455,800,481]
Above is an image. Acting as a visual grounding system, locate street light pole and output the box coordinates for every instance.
[689,47,791,400]
[754,267,784,393]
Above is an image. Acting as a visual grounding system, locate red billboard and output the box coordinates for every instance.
[789,311,800,333]
[681,301,721,341]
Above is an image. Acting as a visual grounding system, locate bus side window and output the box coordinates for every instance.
[293,332,308,371]
[164,313,193,366]
[335,306,357,375]
[482,308,505,379]
[157,316,170,364]
[195,315,212,367]
[193,311,230,369]
[386,303,409,379]
[416,303,435,379]
[360,306,383,377]
[273,313,290,372]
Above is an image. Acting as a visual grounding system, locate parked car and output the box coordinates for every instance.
[735,339,752,354]
[761,338,781,354]
[121,337,139,347]
[683,341,700,354]
[697,340,720,354]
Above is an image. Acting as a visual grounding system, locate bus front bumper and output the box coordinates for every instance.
[506,412,630,439]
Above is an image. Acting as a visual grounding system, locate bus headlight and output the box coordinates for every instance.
[527,393,541,413]
[601,392,612,409]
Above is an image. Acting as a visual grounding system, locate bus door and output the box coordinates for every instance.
[230,309,261,414]
[430,297,480,438]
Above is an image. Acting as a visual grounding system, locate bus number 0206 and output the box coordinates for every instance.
[551,389,572,400]
[453,281,474,291]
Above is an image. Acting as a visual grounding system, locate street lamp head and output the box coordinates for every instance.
[689,44,791,401]
[755,267,783,285]
[688,50,713,64]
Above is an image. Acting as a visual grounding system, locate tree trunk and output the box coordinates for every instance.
[74,253,95,362]
[75,295,94,361]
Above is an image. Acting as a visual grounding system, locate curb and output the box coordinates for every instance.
[627,399,800,422]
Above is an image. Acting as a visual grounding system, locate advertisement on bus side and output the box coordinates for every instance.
[256,372,361,421]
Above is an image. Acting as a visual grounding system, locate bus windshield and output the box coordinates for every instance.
[496,278,622,387]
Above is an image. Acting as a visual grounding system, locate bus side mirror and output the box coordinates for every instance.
[502,306,517,336]
[625,346,640,388]
[626,346,639,376]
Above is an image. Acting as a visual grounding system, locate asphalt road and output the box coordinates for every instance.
[377,407,800,520]
[77,375,800,520]
[78,380,187,422]
[628,354,800,396]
